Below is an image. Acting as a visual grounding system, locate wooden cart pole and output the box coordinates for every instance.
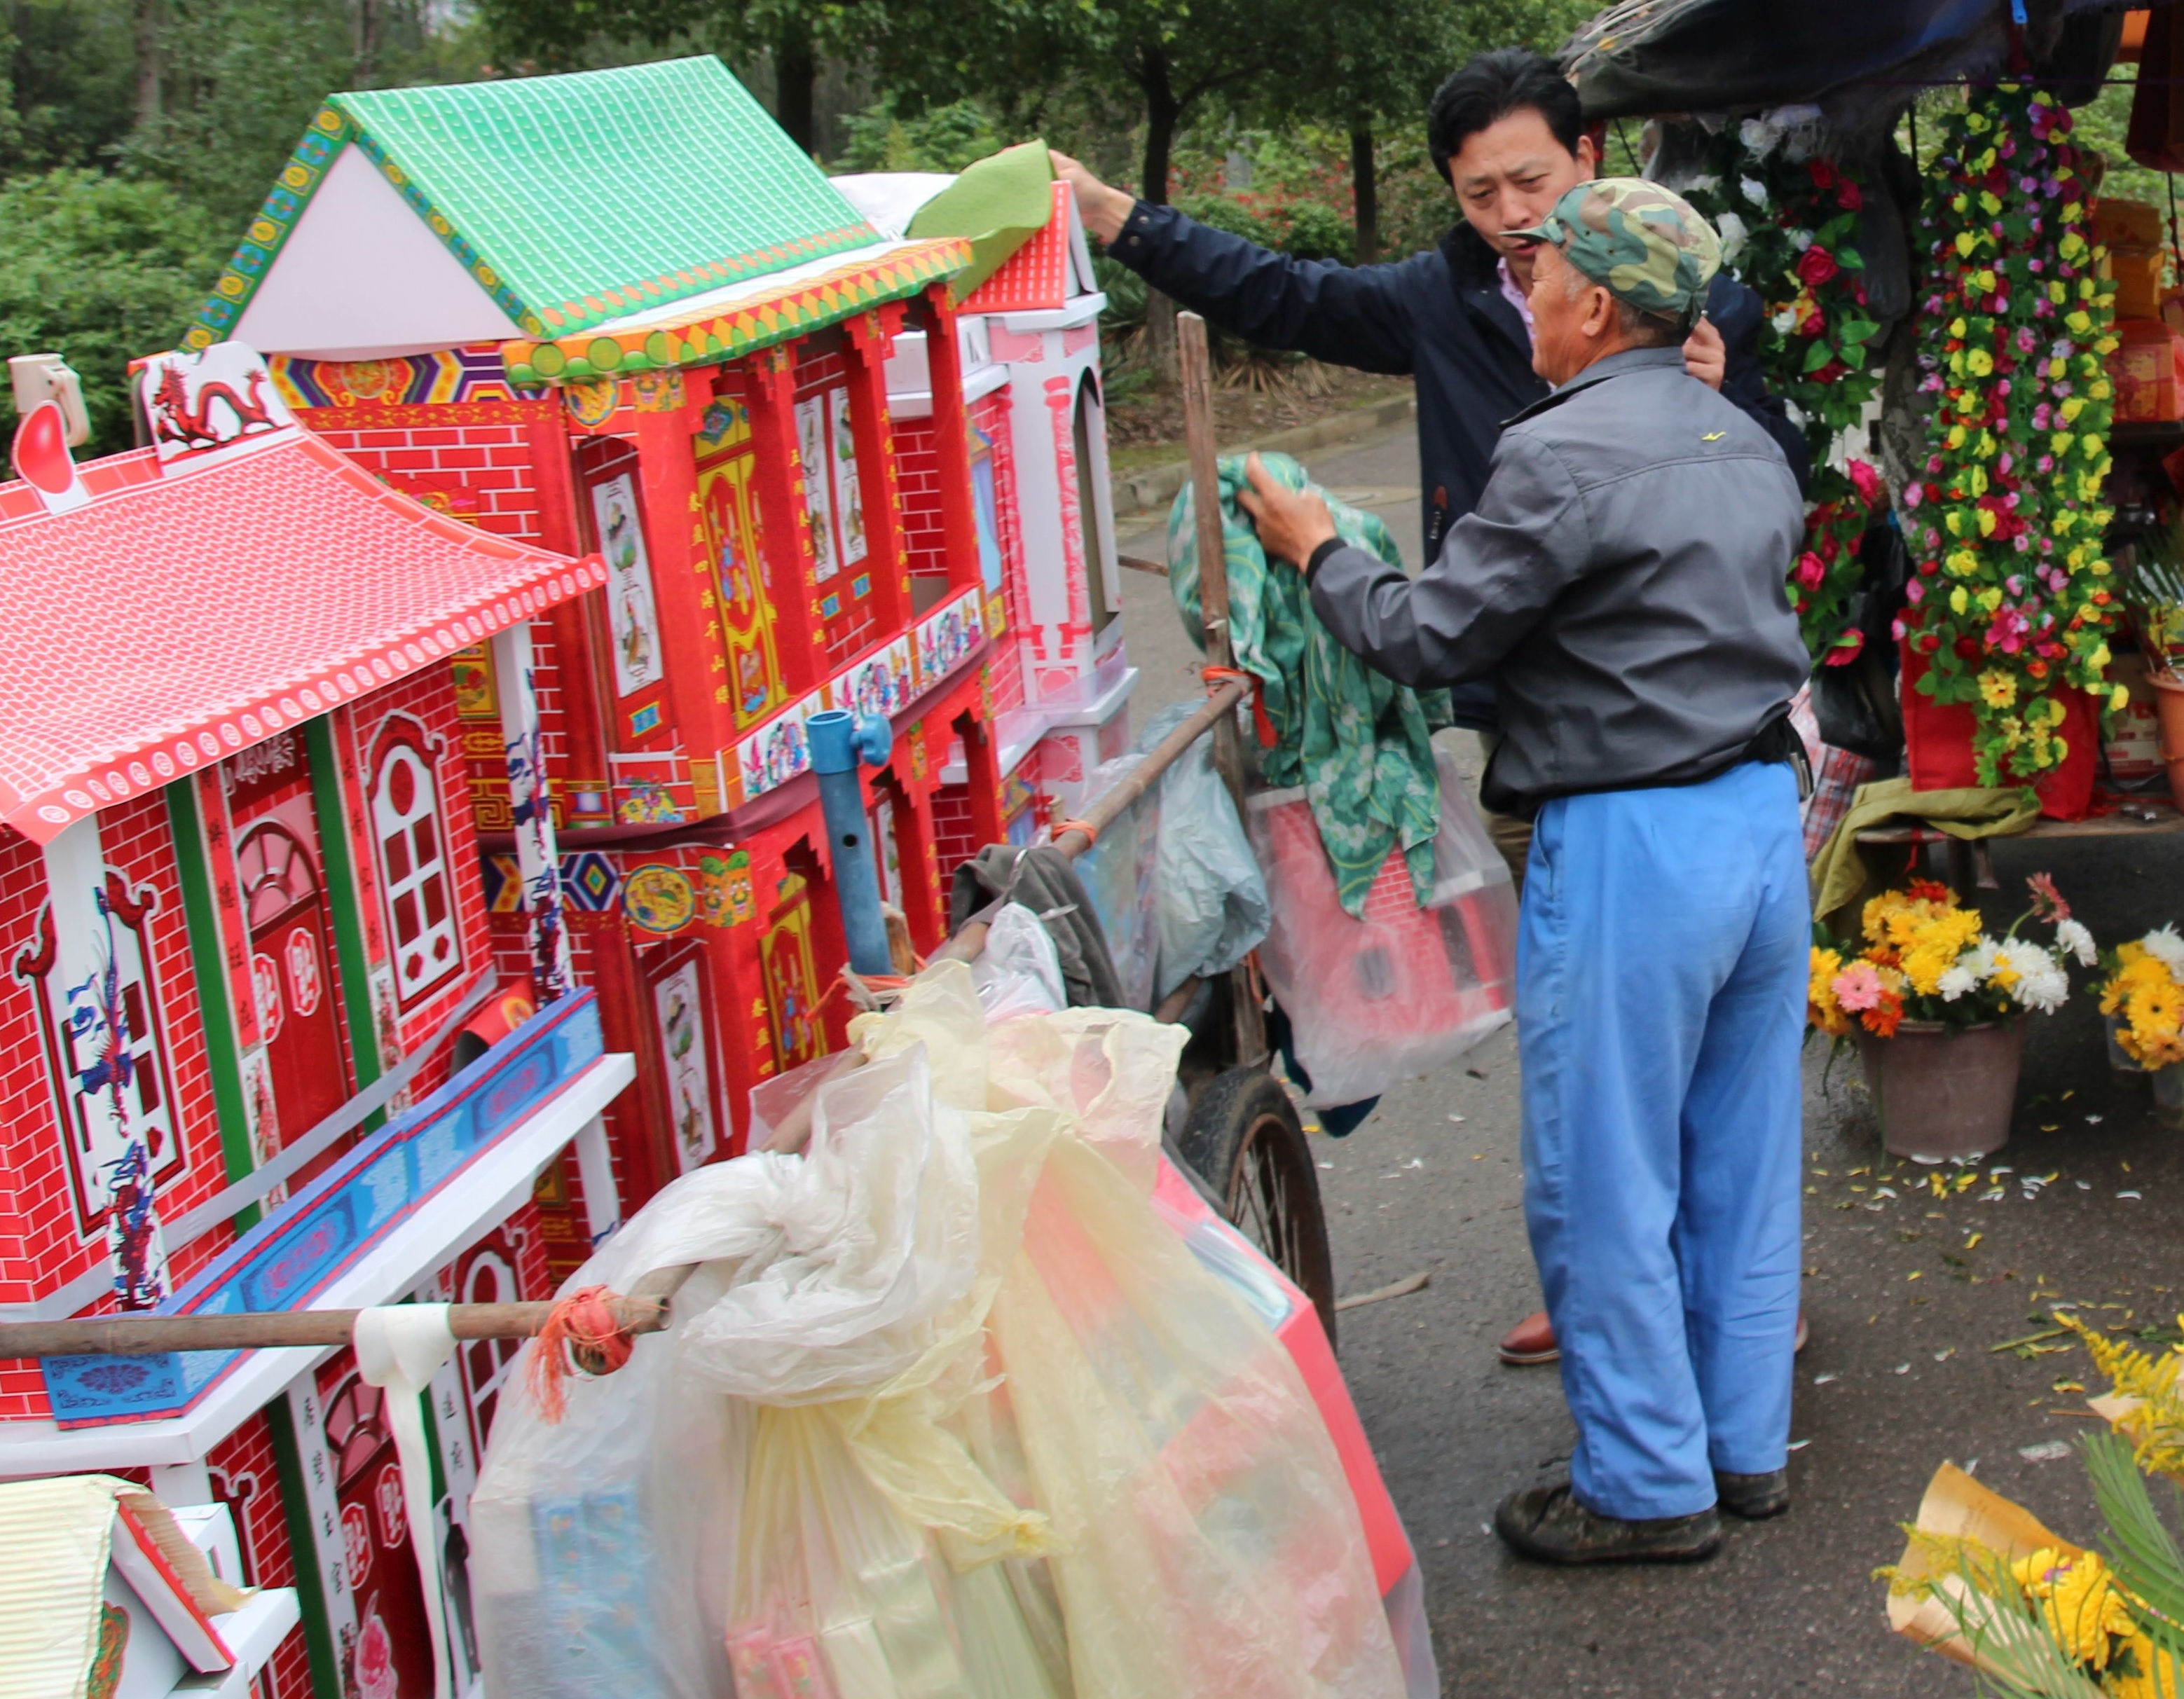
[1176,310,1269,1067]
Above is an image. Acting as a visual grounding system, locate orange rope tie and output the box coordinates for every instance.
[527,1284,636,1424]
[1201,665,1254,696]
[1051,818,1099,845]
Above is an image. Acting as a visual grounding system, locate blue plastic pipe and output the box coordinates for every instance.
[806,708,896,977]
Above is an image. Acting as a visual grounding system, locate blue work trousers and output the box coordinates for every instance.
[1519,761,1806,1520]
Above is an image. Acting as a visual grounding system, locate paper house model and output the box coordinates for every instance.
[188,56,1026,1196]
[0,348,636,1699]
[837,169,1134,839]
[0,1474,301,1699]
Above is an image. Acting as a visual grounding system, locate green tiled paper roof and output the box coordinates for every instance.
[191,56,879,348]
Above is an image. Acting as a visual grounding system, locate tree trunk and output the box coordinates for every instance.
[1349,125,1379,266]
[1141,48,1181,376]
[774,26,818,156]
[355,0,383,85]
[133,0,163,124]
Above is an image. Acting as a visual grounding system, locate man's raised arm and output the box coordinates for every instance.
[1052,151,1422,377]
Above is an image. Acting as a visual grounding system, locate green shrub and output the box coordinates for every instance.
[0,169,223,455]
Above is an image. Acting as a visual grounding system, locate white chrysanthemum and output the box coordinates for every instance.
[1963,937,2000,982]
[1937,965,1977,1002]
[1739,174,1769,210]
[1688,173,1721,195]
[1772,305,1799,336]
[2055,918,2097,968]
[1790,228,1814,252]
[1716,211,1750,264]
[2143,925,2184,978]
[2015,963,2070,1014]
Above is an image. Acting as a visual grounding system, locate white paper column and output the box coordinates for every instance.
[42,814,172,1308]
[489,624,572,1003]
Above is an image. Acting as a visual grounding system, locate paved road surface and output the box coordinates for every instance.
[1113,420,2184,1696]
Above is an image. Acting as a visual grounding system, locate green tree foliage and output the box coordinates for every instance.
[1,0,136,172]
[835,97,1001,172]
[0,167,222,453]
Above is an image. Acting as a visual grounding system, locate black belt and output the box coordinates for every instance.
[1482,708,1811,820]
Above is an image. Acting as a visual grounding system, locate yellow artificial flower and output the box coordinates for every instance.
[1956,231,1978,259]
[1951,586,1971,616]
[1979,508,1998,537]
[2111,1631,2184,1699]
[1967,349,1996,377]
[1808,947,1850,1036]
[1978,670,2017,708]
[1949,315,1968,337]
[2062,396,2087,423]
[2009,1548,2136,1669]
[1948,549,1980,577]
[2051,283,2070,307]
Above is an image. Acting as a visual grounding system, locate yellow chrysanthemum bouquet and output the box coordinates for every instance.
[1883,1319,2184,1697]
[1808,874,2089,1040]
[2100,928,2184,1071]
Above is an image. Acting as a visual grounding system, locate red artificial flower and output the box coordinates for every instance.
[1848,459,1883,509]
[1797,246,1841,288]
[1825,629,1867,666]
[1810,158,1839,193]
[1955,637,1984,660]
[1840,179,1864,212]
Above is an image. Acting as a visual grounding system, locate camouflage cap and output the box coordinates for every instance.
[1508,178,1722,324]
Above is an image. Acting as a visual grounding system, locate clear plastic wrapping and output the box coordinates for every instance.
[472,965,1406,1699]
[1250,749,1518,1106]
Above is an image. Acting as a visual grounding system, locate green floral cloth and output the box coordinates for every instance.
[1168,452,1454,916]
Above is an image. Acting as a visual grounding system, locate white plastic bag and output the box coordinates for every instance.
[1070,753,1162,1011]
[1135,701,1270,1000]
[970,902,1067,1020]
[1251,748,1518,1106]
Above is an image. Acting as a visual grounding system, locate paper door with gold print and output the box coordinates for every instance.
[759,873,825,1072]
[695,399,788,731]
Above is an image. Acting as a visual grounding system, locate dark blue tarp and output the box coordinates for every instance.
[1563,0,2106,120]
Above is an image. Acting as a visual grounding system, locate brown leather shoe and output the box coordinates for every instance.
[1498,1309,1811,1366]
[1497,1309,1560,1366]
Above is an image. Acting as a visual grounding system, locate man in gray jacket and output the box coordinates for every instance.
[1243,180,1811,1566]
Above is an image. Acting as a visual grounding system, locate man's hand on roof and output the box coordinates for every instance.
[1682,315,1726,392]
[1050,151,1133,244]
[1239,454,1339,570]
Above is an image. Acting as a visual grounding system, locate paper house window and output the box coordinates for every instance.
[458,1249,521,1452]
[13,869,183,1233]
[369,720,461,1006]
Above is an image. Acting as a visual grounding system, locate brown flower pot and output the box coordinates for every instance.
[2151,669,2184,813]
[1855,1019,2026,1160]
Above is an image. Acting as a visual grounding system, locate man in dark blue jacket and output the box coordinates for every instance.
[1055,47,1809,654]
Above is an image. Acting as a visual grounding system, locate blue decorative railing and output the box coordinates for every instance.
[43,990,605,1426]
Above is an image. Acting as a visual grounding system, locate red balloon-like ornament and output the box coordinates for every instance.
[11,401,77,495]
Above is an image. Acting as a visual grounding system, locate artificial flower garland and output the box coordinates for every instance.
[1683,127,1888,659]
[1900,83,2124,783]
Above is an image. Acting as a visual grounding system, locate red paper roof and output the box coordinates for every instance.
[961,183,1073,314]
[0,431,603,844]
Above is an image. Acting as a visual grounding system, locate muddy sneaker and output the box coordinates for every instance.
[1714,1468,1790,1520]
[1493,1481,1722,1565]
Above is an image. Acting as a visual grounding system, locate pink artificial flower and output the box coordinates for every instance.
[1906,579,1926,605]
[1848,460,1883,508]
[1834,962,1884,1011]
[1795,551,1828,589]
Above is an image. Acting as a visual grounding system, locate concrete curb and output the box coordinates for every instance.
[1112,392,1417,518]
